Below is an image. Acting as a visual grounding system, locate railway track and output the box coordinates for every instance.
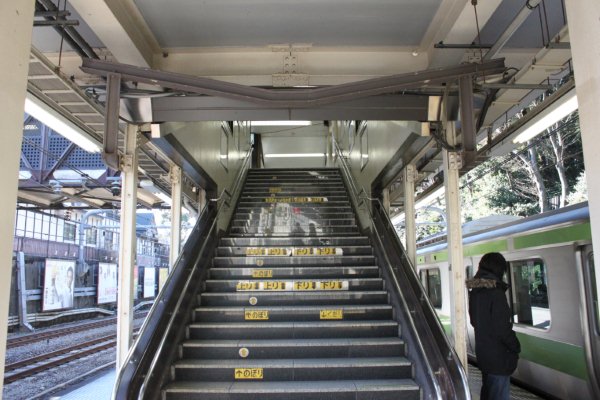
[4,331,139,385]
[7,312,148,348]
[7,319,116,348]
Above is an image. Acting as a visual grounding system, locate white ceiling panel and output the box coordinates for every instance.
[134,0,442,47]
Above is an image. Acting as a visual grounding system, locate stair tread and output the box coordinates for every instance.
[165,379,419,393]
[189,320,397,328]
[182,337,404,347]
[196,304,392,311]
[174,357,411,368]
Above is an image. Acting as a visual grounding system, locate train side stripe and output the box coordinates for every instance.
[463,239,508,257]
[513,222,592,250]
[516,333,588,380]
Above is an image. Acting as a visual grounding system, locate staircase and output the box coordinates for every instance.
[163,168,421,399]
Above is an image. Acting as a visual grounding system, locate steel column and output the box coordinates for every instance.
[17,252,34,332]
[103,73,121,171]
[459,76,475,153]
[403,164,417,267]
[565,0,600,360]
[169,165,183,270]
[0,1,35,391]
[443,122,467,369]
[116,124,139,369]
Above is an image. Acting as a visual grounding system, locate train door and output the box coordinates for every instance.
[578,245,600,399]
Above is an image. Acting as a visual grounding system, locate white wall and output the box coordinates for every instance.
[163,121,251,230]
[347,120,422,196]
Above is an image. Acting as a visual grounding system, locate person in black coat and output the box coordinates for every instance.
[466,252,521,400]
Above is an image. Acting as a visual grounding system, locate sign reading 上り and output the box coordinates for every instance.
[245,310,269,320]
[246,247,291,257]
[262,281,287,291]
[269,187,282,193]
[235,368,263,379]
[320,309,343,320]
[236,281,259,291]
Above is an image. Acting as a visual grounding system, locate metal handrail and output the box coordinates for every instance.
[112,147,253,400]
[332,138,470,399]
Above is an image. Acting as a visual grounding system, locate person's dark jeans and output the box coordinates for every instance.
[481,373,510,400]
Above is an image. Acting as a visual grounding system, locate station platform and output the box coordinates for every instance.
[52,364,545,400]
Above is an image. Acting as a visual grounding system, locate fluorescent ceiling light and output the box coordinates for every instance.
[24,93,101,153]
[252,121,312,126]
[264,153,325,158]
[513,89,578,144]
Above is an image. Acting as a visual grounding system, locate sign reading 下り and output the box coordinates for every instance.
[293,247,342,256]
[235,368,263,379]
[294,281,317,290]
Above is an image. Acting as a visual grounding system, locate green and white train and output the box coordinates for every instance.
[416,202,600,399]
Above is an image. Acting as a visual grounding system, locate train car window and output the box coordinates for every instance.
[509,258,551,330]
[466,265,474,279]
[419,268,442,308]
[587,253,599,334]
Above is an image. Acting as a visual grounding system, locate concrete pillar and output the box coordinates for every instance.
[565,0,600,309]
[403,164,417,267]
[169,165,182,270]
[116,124,138,369]
[443,122,467,368]
[0,1,35,392]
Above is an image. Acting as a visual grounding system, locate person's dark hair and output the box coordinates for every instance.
[478,252,507,280]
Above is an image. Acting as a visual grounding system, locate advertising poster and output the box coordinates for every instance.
[97,262,118,304]
[43,259,75,311]
[158,268,169,293]
[143,267,156,298]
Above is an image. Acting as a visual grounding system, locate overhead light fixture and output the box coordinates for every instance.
[264,153,326,158]
[252,121,312,127]
[150,123,161,139]
[24,92,101,153]
[18,171,32,180]
[513,88,578,144]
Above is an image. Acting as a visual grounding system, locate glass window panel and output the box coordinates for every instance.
[420,268,442,308]
[64,223,76,242]
[510,258,551,329]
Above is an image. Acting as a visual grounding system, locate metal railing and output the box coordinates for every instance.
[112,147,253,400]
[333,139,470,399]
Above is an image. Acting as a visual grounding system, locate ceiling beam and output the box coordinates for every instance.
[82,58,505,108]
[124,94,431,123]
[69,0,160,67]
